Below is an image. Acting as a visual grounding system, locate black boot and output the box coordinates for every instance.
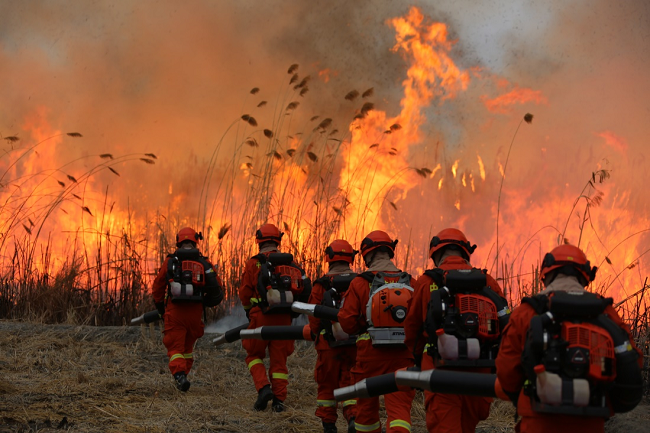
[271,396,284,413]
[173,372,191,392]
[253,385,274,411]
[347,417,356,433]
[323,422,337,433]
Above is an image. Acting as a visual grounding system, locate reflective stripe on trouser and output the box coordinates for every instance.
[269,342,291,401]
[389,420,411,432]
[355,421,381,432]
[354,393,414,433]
[163,302,204,375]
[242,310,294,399]
[314,344,357,424]
[245,357,269,392]
[352,357,415,433]
[422,353,492,433]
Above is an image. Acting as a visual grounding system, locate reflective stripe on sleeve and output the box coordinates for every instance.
[497,306,511,317]
[356,333,371,342]
[317,399,337,407]
[183,353,193,359]
[614,341,633,354]
[342,399,357,407]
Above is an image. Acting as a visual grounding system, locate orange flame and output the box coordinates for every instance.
[598,130,628,154]
[337,7,470,242]
[483,86,548,113]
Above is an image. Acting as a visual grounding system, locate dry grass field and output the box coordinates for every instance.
[0,320,646,433]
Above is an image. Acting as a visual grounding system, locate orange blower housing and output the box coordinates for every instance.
[368,285,412,328]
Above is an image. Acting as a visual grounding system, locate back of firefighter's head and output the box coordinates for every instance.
[540,244,598,287]
[325,239,358,267]
[255,223,283,250]
[428,228,476,267]
[360,230,397,267]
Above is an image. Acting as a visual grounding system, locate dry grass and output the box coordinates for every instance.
[0,320,648,432]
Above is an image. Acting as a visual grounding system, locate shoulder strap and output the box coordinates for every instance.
[314,275,332,291]
[253,253,267,264]
[521,294,549,315]
[359,271,375,283]
[423,268,444,279]
[166,254,178,279]
[423,268,445,286]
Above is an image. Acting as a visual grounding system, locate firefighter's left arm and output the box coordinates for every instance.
[337,279,365,335]
[495,304,533,398]
[486,273,505,298]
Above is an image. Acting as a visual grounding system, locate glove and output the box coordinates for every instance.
[245,308,251,320]
[155,302,165,319]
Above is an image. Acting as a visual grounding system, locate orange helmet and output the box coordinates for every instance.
[540,244,597,286]
[429,228,476,260]
[360,230,398,258]
[325,239,358,263]
[176,227,203,247]
[255,223,283,245]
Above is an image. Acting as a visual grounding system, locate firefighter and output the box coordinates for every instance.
[495,244,643,433]
[309,240,359,433]
[152,227,224,392]
[338,230,415,433]
[239,223,308,412]
[404,228,505,432]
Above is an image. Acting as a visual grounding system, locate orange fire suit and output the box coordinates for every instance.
[308,277,357,425]
[495,296,643,433]
[404,256,503,433]
[239,252,299,402]
[152,255,222,376]
[338,271,416,433]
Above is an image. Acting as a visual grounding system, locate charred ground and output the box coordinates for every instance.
[0,321,646,433]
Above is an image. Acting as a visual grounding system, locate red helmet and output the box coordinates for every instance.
[325,239,358,263]
[176,227,203,247]
[540,244,597,285]
[360,230,398,258]
[255,223,284,245]
[429,228,476,260]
